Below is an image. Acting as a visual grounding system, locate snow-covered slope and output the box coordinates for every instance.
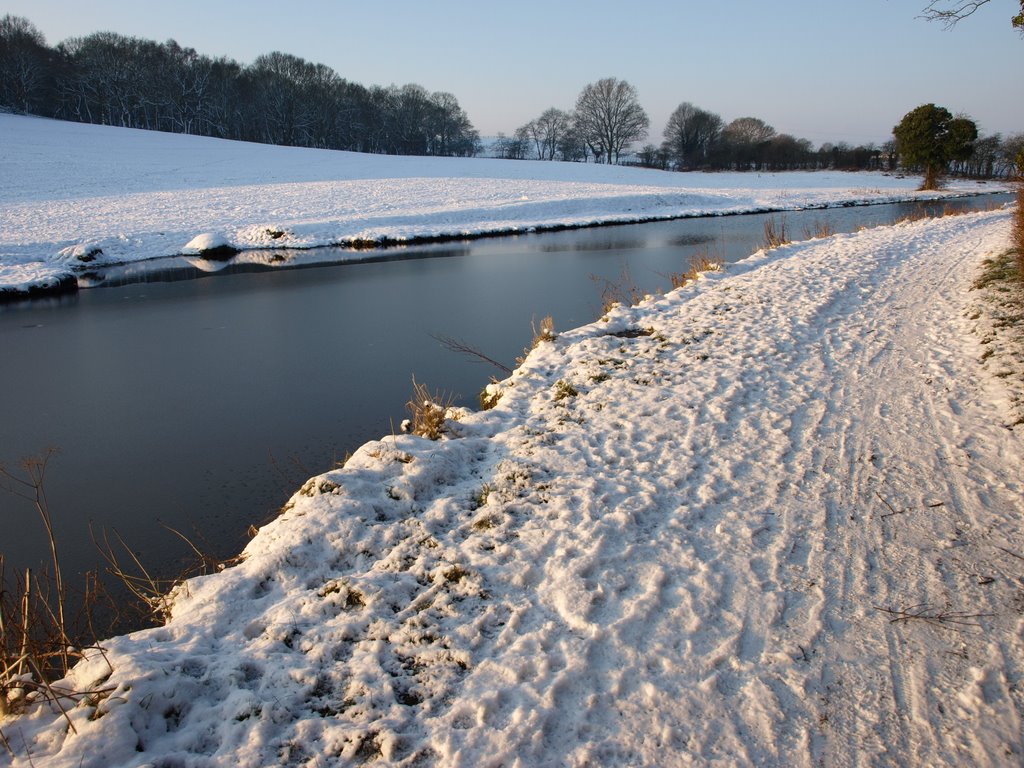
[1,114,1007,295]
[6,209,1021,767]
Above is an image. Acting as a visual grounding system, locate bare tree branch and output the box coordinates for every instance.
[430,333,513,375]
[875,603,993,628]
[921,0,992,27]
[921,0,1024,32]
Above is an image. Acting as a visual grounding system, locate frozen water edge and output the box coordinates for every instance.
[5,207,1023,767]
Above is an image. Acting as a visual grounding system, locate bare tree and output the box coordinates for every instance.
[715,116,777,169]
[573,77,649,164]
[492,131,529,159]
[662,102,723,170]
[0,15,51,113]
[519,108,571,160]
[518,119,540,158]
[722,116,777,145]
[536,108,571,160]
[921,1,1024,31]
[636,144,668,169]
[8,14,479,158]
[1001,133,1024,176]
[556,123,589,162]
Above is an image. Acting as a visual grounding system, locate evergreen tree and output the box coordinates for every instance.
[893,104,978,189]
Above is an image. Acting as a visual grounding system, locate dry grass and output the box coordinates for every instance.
[895,201,992,227]
[405,377,457,440]
[0,451,112,728]
[531,315,556,347]
[762,215,790,249]
[517,315,557,365]
[92,528,207,625]
[896,207,931,224]
[1015,184,1024,281]
[594,247,725,314]
[479,378,503,411]
[1,451,239,734]
[875,603,992,629]
[592,267,646,314]
[553,380,579,401]
[802,220,835,240]
[668,250,723,290]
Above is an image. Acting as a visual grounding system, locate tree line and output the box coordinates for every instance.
[4,14,1021,177]
[505,89,1022,177]
[0,15,481,156]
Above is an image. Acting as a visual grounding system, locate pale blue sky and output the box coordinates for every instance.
[6,0,1022,146]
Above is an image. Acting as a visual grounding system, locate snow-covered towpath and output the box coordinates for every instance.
[4,210,1022,767]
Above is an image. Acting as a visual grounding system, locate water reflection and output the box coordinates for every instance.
[538,238,648,253]
[667,233,718,248]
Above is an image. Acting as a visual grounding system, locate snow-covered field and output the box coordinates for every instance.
[0,113,1008,295]
[4,204,1022,766]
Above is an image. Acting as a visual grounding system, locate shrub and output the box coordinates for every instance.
[762,215,789,249]
[592,266,647,314]
[404,377,456,440]
[669,251,723,289]
[802,220,835,240]
[531,315,556,347]
[553,380,579,401]
[0,452,113,726]
[518,316,557,365]
[479,378,503,411]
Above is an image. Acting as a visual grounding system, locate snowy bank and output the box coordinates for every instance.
[1,113,1009,297]
[5,209,1022,767]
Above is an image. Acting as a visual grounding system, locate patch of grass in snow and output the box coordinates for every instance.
[479,377,503,411]
[471,515,496,531]
[470,484,496,511]
[553,380,579,401]
[610,327,654,339]
[970,243,1024,428]
[516,315,557,365]
[318,580,366,609]
[442,565,469,584]
[530,315,557,348]
[298,477,339,497]
[404,377,458,440]
[973,251,1022,292]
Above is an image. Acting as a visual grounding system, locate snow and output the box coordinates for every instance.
[2,114,1022,766]
[0,113,1009,295]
